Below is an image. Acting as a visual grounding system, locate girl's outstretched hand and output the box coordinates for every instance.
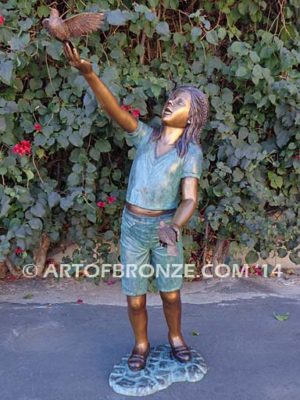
[63,42,93,76]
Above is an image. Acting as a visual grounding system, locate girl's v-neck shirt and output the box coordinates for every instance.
[124,120,203,211]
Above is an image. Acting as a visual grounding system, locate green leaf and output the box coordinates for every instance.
[37,5,50,17]
[0,60,13,85]
[268,171,283,189]
[30,203,46,218]
[96,139,112,153]
[0,195,11,218]
[148,0,159,6]
[238,2,248,15]
[0,116,6,132]
[8,34,30,51]
[67,172,81,186]
[87,211,96,223]
[249,51,260,63]
[217,27,227,40]
[60,196,74,211]
[23,169,34,181]
[156,22,170,36]
[45,41,62,61]
[19,18,33,31]
[273,312,289,321]
[252,64,263,79]
[233,168,244,182]
[104,230,114,240]
[245,250,258,264]
[277,248,287,257]
[173,32,185,46]
[236,66,248,77]
[69,132,83,147]
[191,27,202,40]
[206,30,218,45]
[107,10,128,26]
[229,41,249,56]
[29,218,43,230]
[23,293,34,299]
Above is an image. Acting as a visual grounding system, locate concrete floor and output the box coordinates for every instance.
[0,277,299,400]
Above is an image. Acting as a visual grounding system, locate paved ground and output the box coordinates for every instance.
[0,277,299,400]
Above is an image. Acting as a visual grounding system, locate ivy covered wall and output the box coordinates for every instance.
[0,0,299,276]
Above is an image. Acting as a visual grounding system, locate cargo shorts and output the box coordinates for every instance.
[120,206,184,296]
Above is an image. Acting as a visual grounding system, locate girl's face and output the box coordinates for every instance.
[161,91,191,129]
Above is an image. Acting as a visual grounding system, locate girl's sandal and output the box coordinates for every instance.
[128,343,151,371]
[170,344,192,363]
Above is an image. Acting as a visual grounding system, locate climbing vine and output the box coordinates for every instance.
[0,0,299,279]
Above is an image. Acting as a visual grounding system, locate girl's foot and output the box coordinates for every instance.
[128,342,151,371]
[168,332,191,363]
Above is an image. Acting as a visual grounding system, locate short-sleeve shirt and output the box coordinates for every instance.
[124,120,203,210]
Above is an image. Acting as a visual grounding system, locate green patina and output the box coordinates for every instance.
[124,120,203,210]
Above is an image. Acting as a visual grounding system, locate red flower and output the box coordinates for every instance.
[34,123,42,132]
[12,140,31,156]
[0,15,5,26]
[106,278,116,285]
[253,265,263,276]
[15,247,24,255]
[121,104,132,112]
[121,103,141,118]
[6,274,17,281]
[97,201,106,208]
[132,109,141,118]
[107,195,117,204]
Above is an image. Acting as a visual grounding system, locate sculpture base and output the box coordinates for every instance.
[109,344,208,396]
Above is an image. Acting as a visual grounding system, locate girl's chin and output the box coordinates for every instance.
[162,114,173,121]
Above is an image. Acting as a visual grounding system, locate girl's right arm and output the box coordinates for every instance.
[63,42,138,133]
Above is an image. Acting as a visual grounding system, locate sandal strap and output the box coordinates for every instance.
[171,345,190,354]
[171,344,189,350]
[130,353,146,360]
[129,347,150,361]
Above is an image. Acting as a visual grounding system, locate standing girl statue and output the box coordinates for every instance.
[63,43,209,372]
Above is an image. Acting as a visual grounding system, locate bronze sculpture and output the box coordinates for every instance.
[63,42,209,374]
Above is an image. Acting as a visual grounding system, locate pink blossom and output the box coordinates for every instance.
[121,104,132,112]
[132,109,141,118]
[34,123,42,132]
[107,195,117,204]
[106,278,116,285]
[12,140,31,156]
[15,247,24,255]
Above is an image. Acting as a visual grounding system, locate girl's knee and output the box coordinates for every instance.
[160,290,180,305]
[127,294,146,311]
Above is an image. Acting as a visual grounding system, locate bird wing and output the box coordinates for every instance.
[63,12,105,38]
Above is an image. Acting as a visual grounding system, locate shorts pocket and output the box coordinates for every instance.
[122,215,136,229]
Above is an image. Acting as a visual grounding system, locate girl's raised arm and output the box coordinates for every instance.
[63,42,138,133]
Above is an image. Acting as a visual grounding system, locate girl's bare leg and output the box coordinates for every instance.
[127,294,149,352]
[160,289,188,347]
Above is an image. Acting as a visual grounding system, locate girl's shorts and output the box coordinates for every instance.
[119,206,184,296]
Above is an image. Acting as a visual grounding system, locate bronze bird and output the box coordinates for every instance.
[42,7,105,45]
[158,221,180,256]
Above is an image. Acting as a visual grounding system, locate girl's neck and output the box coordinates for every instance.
[160,125,184,145]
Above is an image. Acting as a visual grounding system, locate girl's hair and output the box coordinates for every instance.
[150,85,209,158]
